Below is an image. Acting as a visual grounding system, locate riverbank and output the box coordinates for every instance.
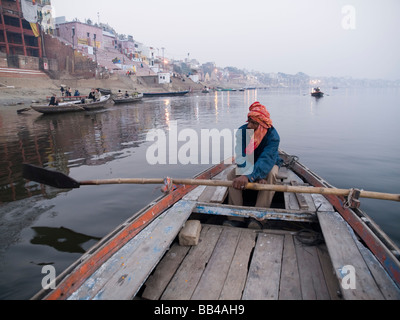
[0,73,250,108]
[0,74,195,107]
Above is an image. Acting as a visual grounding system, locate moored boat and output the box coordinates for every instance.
[113,93,144,104]
[30,95,111,114]
[215,87,234,92]
[28,150,400,300]
[143,90,190,97]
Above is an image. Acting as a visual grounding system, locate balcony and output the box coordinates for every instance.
[0,7,22,18]
[0,24,36,37]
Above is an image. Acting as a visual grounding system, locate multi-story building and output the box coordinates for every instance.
[55,19,103,52]
[118,35,136,58]
[0,0,51,65]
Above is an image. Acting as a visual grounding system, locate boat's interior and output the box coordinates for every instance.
[64,160,400,301]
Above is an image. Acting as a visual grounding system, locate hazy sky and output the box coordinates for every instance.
[50,0,400,80]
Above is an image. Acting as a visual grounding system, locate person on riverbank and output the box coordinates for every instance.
[228,101,282,209]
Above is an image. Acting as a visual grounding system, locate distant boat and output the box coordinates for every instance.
[215,87,234,92]
[113,94,144,104]
[311,87,324,97]
[143,91,190,97]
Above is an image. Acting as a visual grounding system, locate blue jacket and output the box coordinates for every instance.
[236,124,282,182]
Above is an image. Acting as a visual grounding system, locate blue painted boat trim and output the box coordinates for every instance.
[193,203,316,223]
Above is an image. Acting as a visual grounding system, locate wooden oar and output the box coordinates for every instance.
[22,164,400,202]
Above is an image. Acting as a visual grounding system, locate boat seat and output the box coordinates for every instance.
[276,167,289,181]
[184,165,234,203]
[318,210,400,300]
[280,169,314,211]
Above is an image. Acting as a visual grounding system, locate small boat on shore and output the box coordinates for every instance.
[113,93,144,104]
[28,150,400,300]
[30,95,111,114]
[311,87,324,97]
[216,87,235,92]
[143,90,190,97]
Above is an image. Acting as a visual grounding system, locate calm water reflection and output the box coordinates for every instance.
[0,88,399,299]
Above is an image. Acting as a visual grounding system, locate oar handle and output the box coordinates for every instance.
[80,178,400,202]
[81,179,165,185]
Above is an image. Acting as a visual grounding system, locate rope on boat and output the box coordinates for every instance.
[161,177,178,194]
[344,188,362,209]
[282,154,299,169]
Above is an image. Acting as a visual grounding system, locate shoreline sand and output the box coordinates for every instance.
[0,73,225,108]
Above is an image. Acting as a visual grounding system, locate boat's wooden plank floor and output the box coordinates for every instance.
[141,225,341,300]
[68,200,196,300]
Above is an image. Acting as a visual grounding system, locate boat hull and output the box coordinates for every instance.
[143,91,189,97]
[31,95,111,114]
[311,92,324,97]
[113,94,144,104]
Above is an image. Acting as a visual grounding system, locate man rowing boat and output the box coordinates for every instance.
[228,101,282,208]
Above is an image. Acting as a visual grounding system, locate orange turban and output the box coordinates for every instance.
[246,102,273,155]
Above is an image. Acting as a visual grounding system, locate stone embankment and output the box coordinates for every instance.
[0,72,207,107]
[0,67,257,109]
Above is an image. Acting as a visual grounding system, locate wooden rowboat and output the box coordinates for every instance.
[113,94,144,104]
[311,87,324,97]
[30,95,111,114]
[143,90,190,97]
[30,150,400,300]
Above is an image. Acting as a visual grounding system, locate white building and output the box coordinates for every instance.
[189,74,199,83]
[158,72,170,84]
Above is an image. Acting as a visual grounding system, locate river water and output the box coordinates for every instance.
[0,87,399,299]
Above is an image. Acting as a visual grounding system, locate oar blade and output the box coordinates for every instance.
[17,108,32,114]
[23,164,81,189]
